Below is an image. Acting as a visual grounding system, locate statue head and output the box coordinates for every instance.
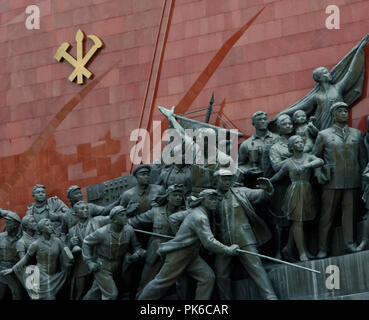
[32,184,46,203]
[109,206,128,227]
[73,201,89,220]
[154,184,185,207]
[313,67,332,84]
[167,184,185,207]
[277,115,293,135]
[133,164,151,187]
[67,185,83,206]
[331,101,349,124]
[21,214,37,232]
[292,110,307,125]
[37,218,53,235]
[3,211,21,234]
[200,189,219,212]
[214,169,234,192]
[251,111,268,131]
[288,135,305,153]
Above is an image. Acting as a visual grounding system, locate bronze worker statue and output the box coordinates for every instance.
[312,101,367,258]
[1,218,74,300]
[0,210,23,300]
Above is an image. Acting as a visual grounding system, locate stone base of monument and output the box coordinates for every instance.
[233,249,369,300]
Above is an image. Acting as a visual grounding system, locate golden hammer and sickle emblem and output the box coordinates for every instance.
[54,29,103,85]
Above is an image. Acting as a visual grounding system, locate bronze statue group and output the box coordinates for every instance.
[1,34,369,301]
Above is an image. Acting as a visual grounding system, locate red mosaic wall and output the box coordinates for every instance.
[0,0,368,217]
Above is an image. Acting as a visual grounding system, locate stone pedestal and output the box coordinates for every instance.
[233,250,369,300]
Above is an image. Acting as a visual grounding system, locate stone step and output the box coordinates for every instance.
[232,250,369,300]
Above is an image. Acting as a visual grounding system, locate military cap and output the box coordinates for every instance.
[2,210,21,224]
[199,189,219,198]
[67,185,81,199]
[132,164,151,176]
[213,168,234,177]
[330,101,348,115]
[167,184,184,194]
[109,206,127,219]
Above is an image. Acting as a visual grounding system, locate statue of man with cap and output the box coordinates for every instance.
[25,184,69,237]
[119,164,165,216]
[137,189,240,300]
[0,209,23,300]
[238,111,279,180]
[129,184,186,296]
[82,206,146,300]
[61,185,111,233]
[312,101,367,258]
[213,169,278,300]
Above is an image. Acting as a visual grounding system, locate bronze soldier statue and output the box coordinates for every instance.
[213,169,278,300]
[238,111,279,179]
[138,189,240,300]
[61,185,110,233]
[82,206,145,300]
[67,201,91,300]
[128,184,186,295]
[312,101,367,258]
[0,210,23,300]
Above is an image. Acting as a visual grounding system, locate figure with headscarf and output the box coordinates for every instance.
[312,102,367,258]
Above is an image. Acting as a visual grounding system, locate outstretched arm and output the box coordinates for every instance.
[270,163,289,184]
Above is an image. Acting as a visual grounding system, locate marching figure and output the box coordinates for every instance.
[138,189,239,300]
[0,210,23,300]
[82,206,145,300]
[129,184,186,296]
[213,169,278,300]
